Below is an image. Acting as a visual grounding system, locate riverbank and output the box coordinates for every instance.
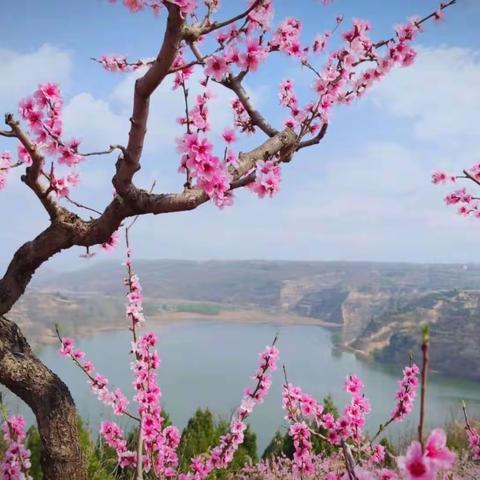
[30,304,341,348]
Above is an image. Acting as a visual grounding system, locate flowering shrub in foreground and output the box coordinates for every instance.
[49,244,472,479]
[2,241,480,477]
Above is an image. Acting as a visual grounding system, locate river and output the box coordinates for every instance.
[3,321,480,453]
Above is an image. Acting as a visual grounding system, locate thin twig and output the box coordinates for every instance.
[54,324,140,422]
[64,196,103,216]
[79,144,125,157]
[0,129,15,138]
[418,326,430,449]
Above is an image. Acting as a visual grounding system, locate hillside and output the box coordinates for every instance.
[12,260,480,379]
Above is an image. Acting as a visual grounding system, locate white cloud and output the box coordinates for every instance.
[373,46,480,143]
[63,93,129,151]
[109,69,238,153]
[0,44,72,113]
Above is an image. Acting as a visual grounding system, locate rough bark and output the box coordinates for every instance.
[0,316,86,479]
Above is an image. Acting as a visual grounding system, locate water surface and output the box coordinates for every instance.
[4,321,480,453]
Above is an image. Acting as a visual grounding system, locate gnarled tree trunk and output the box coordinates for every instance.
[0,315,86,479]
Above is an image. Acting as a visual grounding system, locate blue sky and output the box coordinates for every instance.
[1,0,480,273]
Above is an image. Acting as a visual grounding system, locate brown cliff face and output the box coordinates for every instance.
[17,260,480,380]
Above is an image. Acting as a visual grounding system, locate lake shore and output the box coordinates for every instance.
[33,306,341,347]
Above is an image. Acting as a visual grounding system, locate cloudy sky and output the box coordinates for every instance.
[0,0,479,273]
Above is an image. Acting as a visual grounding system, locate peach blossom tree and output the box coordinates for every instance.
[0,0,458,478]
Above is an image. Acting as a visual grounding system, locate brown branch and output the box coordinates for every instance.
[418,326,430,449]
[4,113,59,219]
[107,128,295,217]
[199,0,263,36]
[0,225,69,315]
[112,4,184,199]
[79,144,125,158]
[297,123,329,150]
[64,196,104,216]
[463,169,480,188]
[222,75,279,137]
[0,129,15,137]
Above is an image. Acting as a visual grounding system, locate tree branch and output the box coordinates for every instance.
[199,0,263,36]
[4,113,59,219]
[297,123,329,150]
[0,129,15,138]
[112,4,184,203]
[222,75,279,137]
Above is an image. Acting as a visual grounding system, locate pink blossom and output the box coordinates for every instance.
[391,364,419,422]
[239,39,268,71]
[59,337,74,356]
[17,145,32,166]
[344,374,364,395]
[432,171,455,185]
[101,230,120,251]
[424,428,456,470]
[249,159,281,198]
[222,127,237,144]
[205,56,230,81]
[398,441,433,480]
[122,0,145,13]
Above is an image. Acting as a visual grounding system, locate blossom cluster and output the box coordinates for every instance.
[176,130,233,208]
[282,383,324,425]
[175,84,235,208]
[289,422,314,476]
[432,163,480,218]
[11,83,83,198]
[179,343,280,479]
[124,246,145,328]
[98,54,155,72]
[391,364,420,422]
[280,368,446,479]
[100,420,137,468]
[130,331,181,477]
[0,415,32,480]
[249,159,282,199]
[83,1,455,210]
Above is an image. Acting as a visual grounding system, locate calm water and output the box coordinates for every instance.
[4,321,480,453]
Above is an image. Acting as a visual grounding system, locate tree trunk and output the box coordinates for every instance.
[0,315,86,479]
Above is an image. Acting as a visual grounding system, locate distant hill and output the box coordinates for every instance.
[14,260,480,380]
